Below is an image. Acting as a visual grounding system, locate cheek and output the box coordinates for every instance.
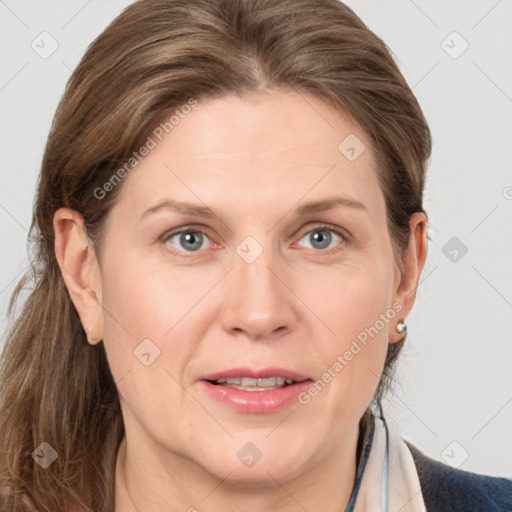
[309,254,395,411]
[98,262,199,427]
[99,252,221,387]
[317,253,395,343]
[101,253,197,339]
[98,255,173,384]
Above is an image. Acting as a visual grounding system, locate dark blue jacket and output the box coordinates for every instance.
[407,442,512,511]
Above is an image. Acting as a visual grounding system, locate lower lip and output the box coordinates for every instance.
[199,380,313,413]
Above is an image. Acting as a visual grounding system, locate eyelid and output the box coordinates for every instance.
[295,222,350,242]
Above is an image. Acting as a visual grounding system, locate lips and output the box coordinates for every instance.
[200,367,310,383]
[198,367,314,413]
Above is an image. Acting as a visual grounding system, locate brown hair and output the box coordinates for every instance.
[0,0,431,510]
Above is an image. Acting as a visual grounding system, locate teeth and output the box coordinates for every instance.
[213,376,296,388]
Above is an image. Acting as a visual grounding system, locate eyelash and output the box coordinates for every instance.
[160,223,349,257]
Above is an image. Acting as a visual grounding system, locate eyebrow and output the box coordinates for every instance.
[140,196,367,220]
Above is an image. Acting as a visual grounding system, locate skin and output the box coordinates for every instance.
[54,90,427,512]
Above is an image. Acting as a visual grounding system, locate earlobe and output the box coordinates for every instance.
[389,212,428,343]
[53,207,104,345]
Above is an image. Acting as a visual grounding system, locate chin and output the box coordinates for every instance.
[196,447,310,487]
[213,464,302,488]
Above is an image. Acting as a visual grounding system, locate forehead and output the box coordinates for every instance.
[161,90,368,160]
[114,90,384,221]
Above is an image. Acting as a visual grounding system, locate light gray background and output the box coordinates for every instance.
[1,0,511,478]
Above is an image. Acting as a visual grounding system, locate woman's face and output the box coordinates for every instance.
[92,90,408,484]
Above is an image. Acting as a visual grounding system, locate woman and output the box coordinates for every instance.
[0,0,510,510]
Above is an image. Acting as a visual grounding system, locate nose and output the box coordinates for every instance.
[219,241,297,342]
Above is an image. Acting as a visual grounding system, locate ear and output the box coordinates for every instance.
[389,211,428,343]
[53,207,104,345]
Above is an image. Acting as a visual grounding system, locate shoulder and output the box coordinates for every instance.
[406,442,512,512]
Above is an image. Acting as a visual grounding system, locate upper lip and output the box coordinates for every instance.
[200,367,311,383]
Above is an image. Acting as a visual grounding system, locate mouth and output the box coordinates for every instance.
[199,367,313,413]
[200,367,310,389]
[206,376,299,392]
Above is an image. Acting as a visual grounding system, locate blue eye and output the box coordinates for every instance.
[298,227,344,251]
[162,224,346,255]
[164,230,211,252]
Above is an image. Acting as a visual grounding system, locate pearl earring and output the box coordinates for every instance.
[396,320,407,333]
